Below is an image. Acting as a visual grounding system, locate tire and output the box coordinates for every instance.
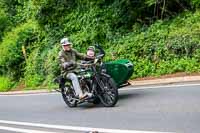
[98,75,118,107]
[61,85,77,108]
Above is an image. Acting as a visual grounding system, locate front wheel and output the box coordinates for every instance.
[61,84,77,108]
[98,75,118,107]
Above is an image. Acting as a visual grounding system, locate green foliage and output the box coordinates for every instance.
[109,10,200,78]
[64,7,112,50]
[0,20,40,79]
[33,0,76,26]
[24,48,45,87]
[0,9,10,41]
[167,35,200,57]
[0,0,200,91]
[43,45,60,87]
[0,76,14,92]
[191,0,200,8]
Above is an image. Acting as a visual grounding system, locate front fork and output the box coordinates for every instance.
[93,72,110,94]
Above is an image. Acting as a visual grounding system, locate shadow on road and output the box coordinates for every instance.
[119,93,141,100]
[75,92,145,109]
[63,90,151,109]
[118,91,146,102]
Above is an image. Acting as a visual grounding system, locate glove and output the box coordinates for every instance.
[63,61,74,69]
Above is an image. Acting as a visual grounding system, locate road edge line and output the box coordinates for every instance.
[0,120,175,133]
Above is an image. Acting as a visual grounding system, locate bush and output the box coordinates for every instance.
[0,20,40,79]
[0,76,14,92]
[191,0,200,8]
[43,45,60,86]
[0,9,10,41]
[1,0,200,91]
[107,10,200,78]
[24,48,45,87]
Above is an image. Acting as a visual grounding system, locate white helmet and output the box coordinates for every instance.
[60,38,72,46]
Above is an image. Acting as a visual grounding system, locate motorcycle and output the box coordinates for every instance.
[54,45,119,107]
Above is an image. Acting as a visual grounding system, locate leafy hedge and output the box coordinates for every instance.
[0,76,14,92]
[0,20,40,79]
[0,9,9,41]
[110,11,200,78]
[0,0,200,91]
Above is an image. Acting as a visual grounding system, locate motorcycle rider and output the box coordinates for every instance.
[58,37,93,99]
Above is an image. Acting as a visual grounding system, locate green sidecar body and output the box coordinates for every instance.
[104,59,134,88]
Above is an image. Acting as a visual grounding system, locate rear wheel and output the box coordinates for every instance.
[98,75,118,107]
[61,83,77,108]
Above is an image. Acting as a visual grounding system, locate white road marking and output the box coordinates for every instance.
[0,83,200,97]
[0,125,56,133]
[0,120,175,133]
[120,83,200,91]
[0,92,58,97]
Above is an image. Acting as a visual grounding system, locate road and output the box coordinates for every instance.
[0,83,200,133]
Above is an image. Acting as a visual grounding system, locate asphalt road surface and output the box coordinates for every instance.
[0,83,200,133]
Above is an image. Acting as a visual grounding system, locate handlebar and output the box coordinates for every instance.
[77,54,104,67]
[96,54,104,59]
[76,44,105,68]
[77,62,94,67]
[95,44,105,57]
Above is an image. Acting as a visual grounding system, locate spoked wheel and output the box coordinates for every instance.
[98,75,118,107]
[61,85,77,108]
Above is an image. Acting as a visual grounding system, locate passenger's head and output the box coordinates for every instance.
[87,46,95,57]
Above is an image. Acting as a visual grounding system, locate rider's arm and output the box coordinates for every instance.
[73,49,87,60]
[58,51,75,69]
[73,49,94,61]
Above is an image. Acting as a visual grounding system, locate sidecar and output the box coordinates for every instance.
[104,59,133,88]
